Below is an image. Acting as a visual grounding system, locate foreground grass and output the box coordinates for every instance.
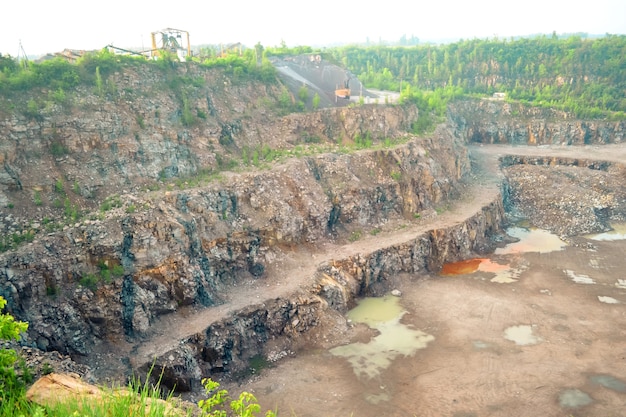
[1,375,276,417]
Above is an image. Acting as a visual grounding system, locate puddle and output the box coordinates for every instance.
[495,227,567,254]
[597,296,619,304]
[559,388,593,408]
[441,258,484,275]
[503,325,541,346]
[585,223,626,241]
[589,374,626,393]
[248,354,271,375]
[440,258,524,283]
[615,279,626,289]
[365,392,390,404]
[472,340,489,350]
[331,295,434,380]
[485,260,524,283]
[564,269,596,284]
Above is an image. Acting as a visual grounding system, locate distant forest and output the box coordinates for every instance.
[325,34,626,120]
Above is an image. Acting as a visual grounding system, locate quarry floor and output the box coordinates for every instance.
[215,143,626,417]
[233,237,626,417]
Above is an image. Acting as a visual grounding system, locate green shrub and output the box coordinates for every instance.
[54,179,64,193]
[100,269,111,284]
[198,377,276,417]
[49,87,67,105]
[136,114,145,129]
[46,284,58,297]
[111,265,125,277]
[0,296,29,401]
[79,273,99,291]
[100,194,122,212]
[41,362,54,376]
[312,92,320,110]
[348,230,362,242]
[50,142,69,157]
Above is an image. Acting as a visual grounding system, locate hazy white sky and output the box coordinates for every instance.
[1,0,625,56]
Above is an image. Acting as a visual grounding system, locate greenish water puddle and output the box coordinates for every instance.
[559,388,593,408]
[331,295,434,380]
[495,227,567,255]
[589,374,626,392]
[585,222,626,241]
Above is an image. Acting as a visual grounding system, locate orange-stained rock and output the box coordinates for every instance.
[26,373,102,405]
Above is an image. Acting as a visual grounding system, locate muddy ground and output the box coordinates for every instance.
[217,144,626,417]
[223,232,626,417]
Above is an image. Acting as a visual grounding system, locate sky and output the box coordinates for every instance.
[1,0,625,57]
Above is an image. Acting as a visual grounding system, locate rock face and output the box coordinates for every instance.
[449,99,626,145]
[139,197,505,393]
[0,61,418,214]
[500,155,626,236]
[0,117,470,358]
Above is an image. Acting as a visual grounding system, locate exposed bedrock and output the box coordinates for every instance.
[0,126,468,358]
[449,99,625,145]
[500,155,626,236]
[140,197,505,392]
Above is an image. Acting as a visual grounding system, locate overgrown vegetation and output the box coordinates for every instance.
[2,35,623,121]
[0,230,35,252]
[327,34,626,119]
[0,46,277,124]
[78,260,125,290]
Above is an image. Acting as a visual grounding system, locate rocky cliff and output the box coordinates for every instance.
[0,123,469,354]
[140,197,504,393]
[1,59,485,388]
[10,65,623,394]
[0,62,417,223]
[500,155,626,236]
[449,99,626,145]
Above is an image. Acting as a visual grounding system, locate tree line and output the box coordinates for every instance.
[325,34,626,119]
[1,35,624,120]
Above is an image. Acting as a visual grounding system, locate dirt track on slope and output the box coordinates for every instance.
[133,142,626,367]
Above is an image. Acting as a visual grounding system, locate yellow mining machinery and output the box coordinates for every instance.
[150,28,191,60]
